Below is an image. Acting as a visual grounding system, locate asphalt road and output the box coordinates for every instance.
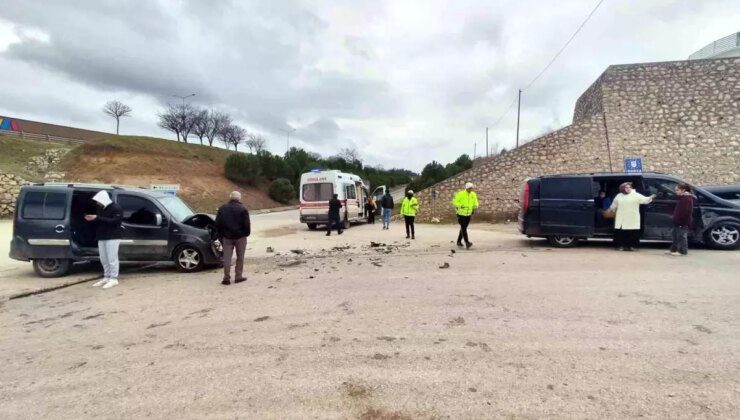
[1,212,739,418]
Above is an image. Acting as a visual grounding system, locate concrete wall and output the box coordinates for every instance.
[416,57,740,221]
[0,172,26,218]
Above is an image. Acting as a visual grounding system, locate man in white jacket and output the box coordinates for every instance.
[608,182,655,251]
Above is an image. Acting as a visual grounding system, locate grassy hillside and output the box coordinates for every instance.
[0,135,72,181]
[1,133,281,212]
[61,135,282,212]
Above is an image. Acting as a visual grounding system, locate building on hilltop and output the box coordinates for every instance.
[414,57,740,222]
[689,31,740,60]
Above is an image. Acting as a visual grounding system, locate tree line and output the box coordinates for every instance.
[406,154,474,193]
[225,147,415,204]
[157,103,267,152]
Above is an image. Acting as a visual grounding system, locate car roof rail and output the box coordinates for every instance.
[31,182,140,190]
[540,171,668,177]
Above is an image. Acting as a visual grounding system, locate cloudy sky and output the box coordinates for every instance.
[0,0,737,171]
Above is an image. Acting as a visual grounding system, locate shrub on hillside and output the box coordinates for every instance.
[224,153,262,185]
[269,178,295,204]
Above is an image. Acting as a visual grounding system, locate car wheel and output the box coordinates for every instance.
[705,223,740,250]
[307,223,317,230]
[174,246,204,272]
[547,235,579,248]
[32,259,72,278]
[343,217,351,229]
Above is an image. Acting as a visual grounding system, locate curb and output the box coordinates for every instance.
[253,205,298,215]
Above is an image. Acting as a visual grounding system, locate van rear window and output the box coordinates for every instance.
[22,192,67,220]
[302,183,333,201]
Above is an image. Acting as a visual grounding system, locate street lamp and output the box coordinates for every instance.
[172,93,196,106]
[280,127,296,154]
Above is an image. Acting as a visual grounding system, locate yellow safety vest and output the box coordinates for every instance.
[400,197,419,216]
[452,190,479,216]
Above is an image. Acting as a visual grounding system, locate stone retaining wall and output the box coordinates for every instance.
[416,57,740,221]
[0,172,27,218]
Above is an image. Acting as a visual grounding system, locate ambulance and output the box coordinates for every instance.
[299,170,385,230]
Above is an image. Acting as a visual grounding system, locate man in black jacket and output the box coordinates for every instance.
[380,191,394,230]
[215,191,251,285]
[326,193,343,236]
[85,190,123,289]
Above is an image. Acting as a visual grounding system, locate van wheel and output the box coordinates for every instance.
[343,218,351,229]
[174,246,204,272]
[547,235,578,248]
[705,223,740,250]
[307,223,317,230]
[33,259,72,278]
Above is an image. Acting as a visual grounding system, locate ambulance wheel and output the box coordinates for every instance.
[307,223,317,230]
[33,259,72,278]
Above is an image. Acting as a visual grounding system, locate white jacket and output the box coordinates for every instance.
[609,191,653,230]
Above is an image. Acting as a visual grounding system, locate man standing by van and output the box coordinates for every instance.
[327,193,343,236]
[216,191,251,285]
[453,182,479,249]
[380,190,394,230]
[85,190,123,289]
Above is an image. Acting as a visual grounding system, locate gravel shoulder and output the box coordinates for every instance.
[1,217,739,418]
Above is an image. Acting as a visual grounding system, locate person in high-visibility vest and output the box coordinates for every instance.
[452,182,479,249]
[400,190,419,239]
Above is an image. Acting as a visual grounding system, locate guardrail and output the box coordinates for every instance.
[0,128,86,145]
[689,32,740,60]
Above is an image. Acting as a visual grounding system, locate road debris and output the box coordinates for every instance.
[439,262,450,269]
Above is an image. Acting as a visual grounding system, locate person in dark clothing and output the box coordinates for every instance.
[365,197,377,224]
[668,183,695,256]
[595,191,612,210]
[327,193,343,236]
[380,191,394,230]
[215,191,251,285]
[85,190,123,289]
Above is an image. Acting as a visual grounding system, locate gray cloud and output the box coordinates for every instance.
[0,0,737,170]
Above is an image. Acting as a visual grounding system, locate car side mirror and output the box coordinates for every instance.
[155,213,163,226]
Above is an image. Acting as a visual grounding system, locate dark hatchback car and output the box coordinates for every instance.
[9,183,223,277]
[518,172,740,249]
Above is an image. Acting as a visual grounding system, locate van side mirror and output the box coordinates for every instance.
[155,213,163,226]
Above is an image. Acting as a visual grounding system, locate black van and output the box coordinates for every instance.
[518,172,740,249]
[9,183,223,277]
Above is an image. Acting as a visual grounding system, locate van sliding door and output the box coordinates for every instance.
[540,177,595,237]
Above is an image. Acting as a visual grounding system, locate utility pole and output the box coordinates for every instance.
[516,89,522,148]
[485,127,489,157]
[280,128,296,155]
[473,142,477,160]
[172,93,196,106]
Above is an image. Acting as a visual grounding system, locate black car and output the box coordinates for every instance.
[518,172,740,249]
[702,185,740,206]
[9,183,223,277]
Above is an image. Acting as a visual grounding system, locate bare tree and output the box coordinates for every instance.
[103,100,132,135]
[191,109,210,145]
[176,103,197,143]
[338,147,361,164]
[489,141,501,157]
[158,104,182,141]
[219,124,247,151]
[245,133,267,154]
[206,111,231,147]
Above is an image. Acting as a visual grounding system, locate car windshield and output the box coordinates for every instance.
[156,195,195,222]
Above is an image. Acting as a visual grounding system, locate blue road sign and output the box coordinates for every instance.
[624,158,642,173]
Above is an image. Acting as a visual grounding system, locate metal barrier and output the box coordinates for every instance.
[0,128,86,145]
[689,32,740,60]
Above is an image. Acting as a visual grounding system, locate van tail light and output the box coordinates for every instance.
[520,182,530,214]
